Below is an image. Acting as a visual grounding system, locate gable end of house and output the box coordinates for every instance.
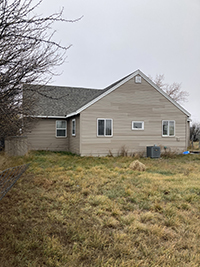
[67,69,190,119]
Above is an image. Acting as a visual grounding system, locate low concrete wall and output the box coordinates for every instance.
[5,136,28,156]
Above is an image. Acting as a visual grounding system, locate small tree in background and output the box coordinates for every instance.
[190,122,200,142]
[0,0,79,138]
[151,74,189,104]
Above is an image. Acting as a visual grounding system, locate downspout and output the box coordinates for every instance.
[187,116,191,149]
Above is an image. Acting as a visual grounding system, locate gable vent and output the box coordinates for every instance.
[135,75,141,83]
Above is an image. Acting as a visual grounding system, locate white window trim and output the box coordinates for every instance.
[97,118,113,137]
[56,120,67,138]
[132,121,144,130]
[162,120,175,137]
[72,119,76,136]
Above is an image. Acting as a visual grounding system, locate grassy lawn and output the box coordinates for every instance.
[0,151,200,266]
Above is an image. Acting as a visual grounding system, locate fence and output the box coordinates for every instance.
[5,136,28,156]
[0,164,29,201]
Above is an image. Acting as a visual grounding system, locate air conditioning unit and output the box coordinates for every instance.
[146,146,160,158]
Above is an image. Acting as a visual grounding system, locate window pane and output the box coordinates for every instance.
[56,120,66,129]
[163,121,168,135]
[105,119,112,136]
[98,120,104,136]
[72,120,76,135]
[169,121,174,136]
[134,122,142,129]
[57,129,66,137]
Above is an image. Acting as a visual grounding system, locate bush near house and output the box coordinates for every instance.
[0,151,200,267]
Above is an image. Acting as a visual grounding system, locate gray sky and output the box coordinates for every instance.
[39,0,200,121]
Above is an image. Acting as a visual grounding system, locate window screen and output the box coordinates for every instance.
[162,120,175,136]
[98,119,112,136]
[132,121,144,130]
[56,120,67,137]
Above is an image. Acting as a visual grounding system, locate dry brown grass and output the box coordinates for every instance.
[188,141,200,151]
[0,153,11,171]
[0,151,200,266]
[129,160,146,171]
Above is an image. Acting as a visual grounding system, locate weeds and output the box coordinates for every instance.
[0,151,200,266]
[119,145,128,157]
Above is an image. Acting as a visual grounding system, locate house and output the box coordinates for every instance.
[25,69,191,156]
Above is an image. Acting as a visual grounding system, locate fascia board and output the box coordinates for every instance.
[32,115,67,119]
[66,112,77,118]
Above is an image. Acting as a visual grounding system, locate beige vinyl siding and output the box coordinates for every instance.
[80,77,188,156]
[26,118,68,151]
[68,115,80,155]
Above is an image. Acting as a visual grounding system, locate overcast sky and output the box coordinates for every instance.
[39,0,200,121]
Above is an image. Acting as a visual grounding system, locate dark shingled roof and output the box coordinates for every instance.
[24,85,105,117]
[24,73,133,117]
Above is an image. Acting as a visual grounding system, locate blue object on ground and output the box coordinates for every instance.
[183,151,190,155]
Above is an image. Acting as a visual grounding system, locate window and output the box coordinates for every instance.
[97,119,113,137]
[162,120,175,136]
[72,119,76,136]
[132,121,144,130]
[56,120,67,137]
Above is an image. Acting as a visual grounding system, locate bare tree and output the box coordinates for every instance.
[190,122,200,142]
[151,74,189,104]
[0,0,78,138]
